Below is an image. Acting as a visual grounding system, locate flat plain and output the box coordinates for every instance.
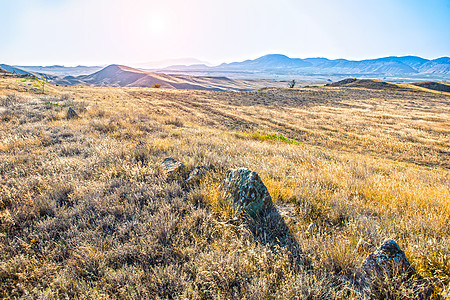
[0,77,449,299]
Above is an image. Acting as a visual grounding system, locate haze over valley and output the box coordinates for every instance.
[2,54,450,91]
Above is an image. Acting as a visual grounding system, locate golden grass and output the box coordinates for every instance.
[0,77,449,298]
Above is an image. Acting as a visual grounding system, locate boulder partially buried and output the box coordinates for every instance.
[362,239,434,298]
[161,157,185,175]
[362,239,414,279]
[67,107,80,120]
[220,168,273,217]
[186,166,208,184]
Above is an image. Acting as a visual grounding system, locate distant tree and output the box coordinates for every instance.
[153,83,161,88]
[22,75,52,94]
[288,79,296,88]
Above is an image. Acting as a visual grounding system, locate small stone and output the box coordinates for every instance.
[66,107,80,120]
[276,203,295,219]
[186,166,208,184]
[307,222,318,235]
[362,239,414,279]
[220,168,273,217]
[355,238,373,254]
[161,157,184,174]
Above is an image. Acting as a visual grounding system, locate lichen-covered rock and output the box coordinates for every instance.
[67,107,80,120]
[162,157,184,174]
[362,239,414,279]
[220,168,273,217]
[186,166,208,184]
[362,239,435,299]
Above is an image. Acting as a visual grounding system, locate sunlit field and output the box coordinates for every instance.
[1,77,449,299]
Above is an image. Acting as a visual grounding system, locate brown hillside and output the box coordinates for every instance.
[411,81,450,93]
[327,78,411,91]
[54,64,290,91]
[80,65,179,88]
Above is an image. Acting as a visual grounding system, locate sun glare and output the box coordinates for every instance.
[147,15,167,35]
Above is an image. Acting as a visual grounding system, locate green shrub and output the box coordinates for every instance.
[235,132,301,145]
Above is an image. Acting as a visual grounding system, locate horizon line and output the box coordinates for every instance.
[4,53,450,68]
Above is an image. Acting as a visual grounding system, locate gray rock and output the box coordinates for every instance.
[220,168,273,217]
[362,239,414,279]
[186,166,208,184]
[361,239,435,299]
[162,157,184,174]
[67,107,80,119]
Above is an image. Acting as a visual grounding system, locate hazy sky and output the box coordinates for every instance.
[1,0,449,66]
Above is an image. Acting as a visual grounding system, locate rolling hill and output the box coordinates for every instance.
[326,78,450,94]
[50,64,290,91]
[325,78,406,90]
[411,81,450,92]
[16,65,103,76]
[0,64,34,76]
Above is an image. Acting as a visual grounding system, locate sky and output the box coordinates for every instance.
[1,0,449,66]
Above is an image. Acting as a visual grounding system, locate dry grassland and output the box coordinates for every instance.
[0,77,449,299]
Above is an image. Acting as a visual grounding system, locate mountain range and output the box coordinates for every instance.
[7,55,449,79]
[1,54,449,91]
[160,54,450,76]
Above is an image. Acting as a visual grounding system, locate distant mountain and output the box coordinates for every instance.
[215,54,312,71]
[135,58,210,69]
[50,64,289,91]
[419,57,450,74]
[162,64,211,72]
[298,57,418,75]
[161,54,450,76]
[0,64,34,76]
[379,56,429,69]
[16,65,103,76]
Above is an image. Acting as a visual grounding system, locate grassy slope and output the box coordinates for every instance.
[0,78,449,299]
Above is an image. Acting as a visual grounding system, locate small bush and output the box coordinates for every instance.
[235,132,301,145]
[164,118,184,127]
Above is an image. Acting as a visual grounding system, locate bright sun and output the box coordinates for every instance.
[147,15,167,35]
